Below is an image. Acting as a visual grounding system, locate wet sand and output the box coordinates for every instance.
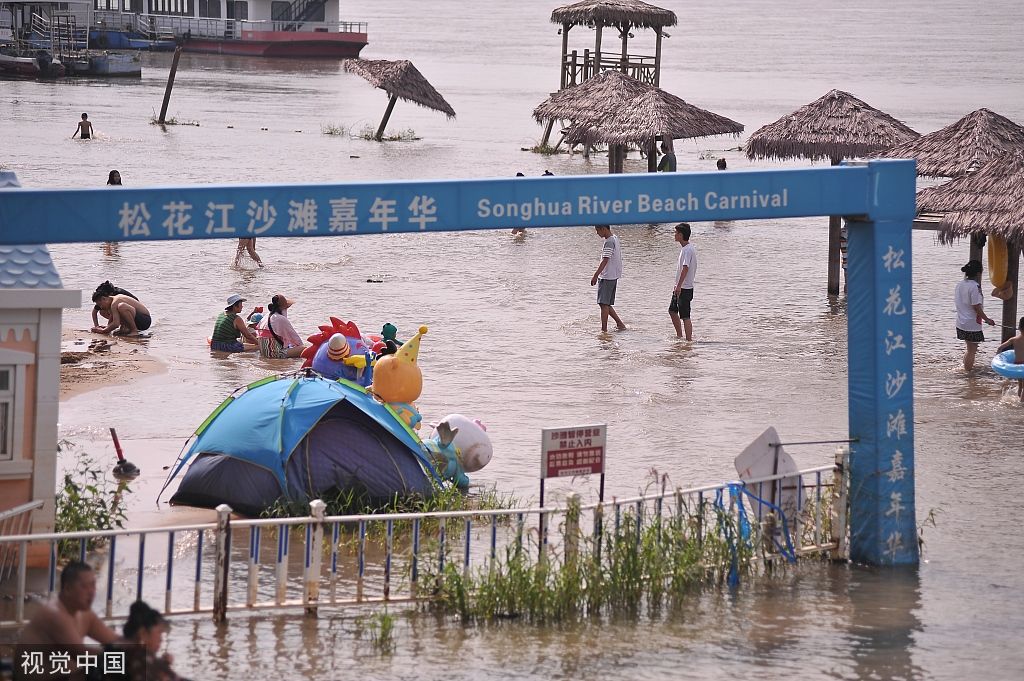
[60,328,167,400]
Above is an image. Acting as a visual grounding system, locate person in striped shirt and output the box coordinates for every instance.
[591,224,627,332]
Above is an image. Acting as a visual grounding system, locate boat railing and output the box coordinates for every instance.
[90,10,366,40]
[0,452,848,629]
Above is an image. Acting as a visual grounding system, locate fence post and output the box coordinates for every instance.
[831,446,850,561]
[305,499,325,617]
[212,504,232,624]
[564,493,580,567]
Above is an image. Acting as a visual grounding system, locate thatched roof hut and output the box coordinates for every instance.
[877,108,1024,178]
[563,87,743,146]
[550,0,677,28]
[916,154,1024,245]
[533,70,651,124]
[343,59,455,118]
[745,89,918,162]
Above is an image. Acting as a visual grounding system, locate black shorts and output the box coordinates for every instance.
[956,327,984,343]
[134,310,152,331]
[670,289,693,319]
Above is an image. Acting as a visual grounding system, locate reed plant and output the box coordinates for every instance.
[418,492,768,624]
[320,123,349,136]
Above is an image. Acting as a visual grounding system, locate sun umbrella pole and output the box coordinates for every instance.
[827,157,843,296]
[1002,242,1021,343]
[375,94,399,142]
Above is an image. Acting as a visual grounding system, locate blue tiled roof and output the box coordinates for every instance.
[0,245,64,289]
[0,171,64,289]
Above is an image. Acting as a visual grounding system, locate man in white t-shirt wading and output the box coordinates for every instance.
[591,224,626,332]
[670,222,697,340]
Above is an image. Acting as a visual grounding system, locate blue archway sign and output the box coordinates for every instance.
[0,160,918,566]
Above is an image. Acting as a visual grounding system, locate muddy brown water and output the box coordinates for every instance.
[2,0,1023,678]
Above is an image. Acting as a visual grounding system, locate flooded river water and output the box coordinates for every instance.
[2,0,1023,678]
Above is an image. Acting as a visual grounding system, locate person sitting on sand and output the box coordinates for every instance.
[211,294,258,352]
[996,317,1024,401]
[72,113,93,140]
[91,293,152,336]
[256,294,305,358]
[91,281,137,329]
[19,562,121,678]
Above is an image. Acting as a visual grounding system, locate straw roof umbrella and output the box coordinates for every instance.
[343,59,455,141]
[533,69,652,125]
[745,89,919,296]
[917,154,1024,245]
[564,87,743,148]
[562,87,741,174]
[878,108,1024,178]
[550,0,677,29]
[917,153,1024,339]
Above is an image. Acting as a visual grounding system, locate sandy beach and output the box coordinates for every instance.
[60,327,167,400]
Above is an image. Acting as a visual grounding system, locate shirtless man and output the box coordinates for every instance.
[72,113,94,140]
[19,562,121,673]
[996,317,1024,400]
[91,294,152,336]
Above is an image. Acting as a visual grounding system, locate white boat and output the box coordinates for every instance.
[89,50,141,77]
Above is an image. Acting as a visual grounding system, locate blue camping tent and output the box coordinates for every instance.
[164,373,440,516]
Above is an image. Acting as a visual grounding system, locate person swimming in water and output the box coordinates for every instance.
[72,113,93,140]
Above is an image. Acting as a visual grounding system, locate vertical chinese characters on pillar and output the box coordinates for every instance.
[879,238,913,561]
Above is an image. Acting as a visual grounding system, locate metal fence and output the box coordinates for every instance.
[90,10,367,39]
[0,451,847,629]
[0,501,43,585]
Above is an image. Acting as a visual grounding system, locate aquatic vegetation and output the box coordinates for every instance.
[54,440,130,560]
[358,124,419,141]
[418,493,770,623]
[321,123,350,136]
[149,113,200,126]
[364,608,396,653]
[529,143,561,155]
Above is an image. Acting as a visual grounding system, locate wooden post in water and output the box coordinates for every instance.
[374,94,399,142]
[654,28,663,86]
[594,23,602,76]
[648,139,658,173]
[1001,242,1021,343]
[157,46,182,125]
[559,22,570,89]
[619,24,628,73]
[827,157,843,296]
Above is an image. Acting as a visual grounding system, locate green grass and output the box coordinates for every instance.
[54,440,130,561]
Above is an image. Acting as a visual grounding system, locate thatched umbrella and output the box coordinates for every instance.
[917,153,1024,338]
[564,86,742,173]
[342,59,455,141]
[565,87,743,147]
[878,108,1024,178]
[534,69,652,126]
[550,0,677,28]
[745,89,919,296]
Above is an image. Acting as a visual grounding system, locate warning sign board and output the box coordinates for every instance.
[541,425,606,479]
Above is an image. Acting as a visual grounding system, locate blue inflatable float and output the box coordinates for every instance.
[992,350,1024,379]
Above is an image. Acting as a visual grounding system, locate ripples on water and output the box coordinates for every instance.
[2,0,1023,678]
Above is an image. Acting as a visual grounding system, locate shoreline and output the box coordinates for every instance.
[60,327,167,400]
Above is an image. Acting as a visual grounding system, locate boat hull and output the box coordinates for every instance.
[183,30,366,58]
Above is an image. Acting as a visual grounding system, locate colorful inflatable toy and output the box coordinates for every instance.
[425,414,494,489]
[371,326,428,430]
[301,317,374,386]
[992,350,1024,379]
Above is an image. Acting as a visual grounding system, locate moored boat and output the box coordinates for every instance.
[88,0,366,58]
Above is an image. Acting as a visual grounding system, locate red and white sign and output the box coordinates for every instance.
[541,424,606,478]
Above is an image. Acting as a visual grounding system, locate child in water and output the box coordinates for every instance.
[996,317,1024,400]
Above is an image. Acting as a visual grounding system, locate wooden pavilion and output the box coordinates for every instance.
[540,0,677,146]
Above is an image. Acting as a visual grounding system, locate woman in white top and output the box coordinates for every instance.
[257,294,306,359]
[954,260,996,370]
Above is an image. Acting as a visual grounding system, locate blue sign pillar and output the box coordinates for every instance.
[846,160,918,565]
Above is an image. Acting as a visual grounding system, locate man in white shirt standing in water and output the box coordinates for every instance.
[670,223,697,340]
[591,224,626,332]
